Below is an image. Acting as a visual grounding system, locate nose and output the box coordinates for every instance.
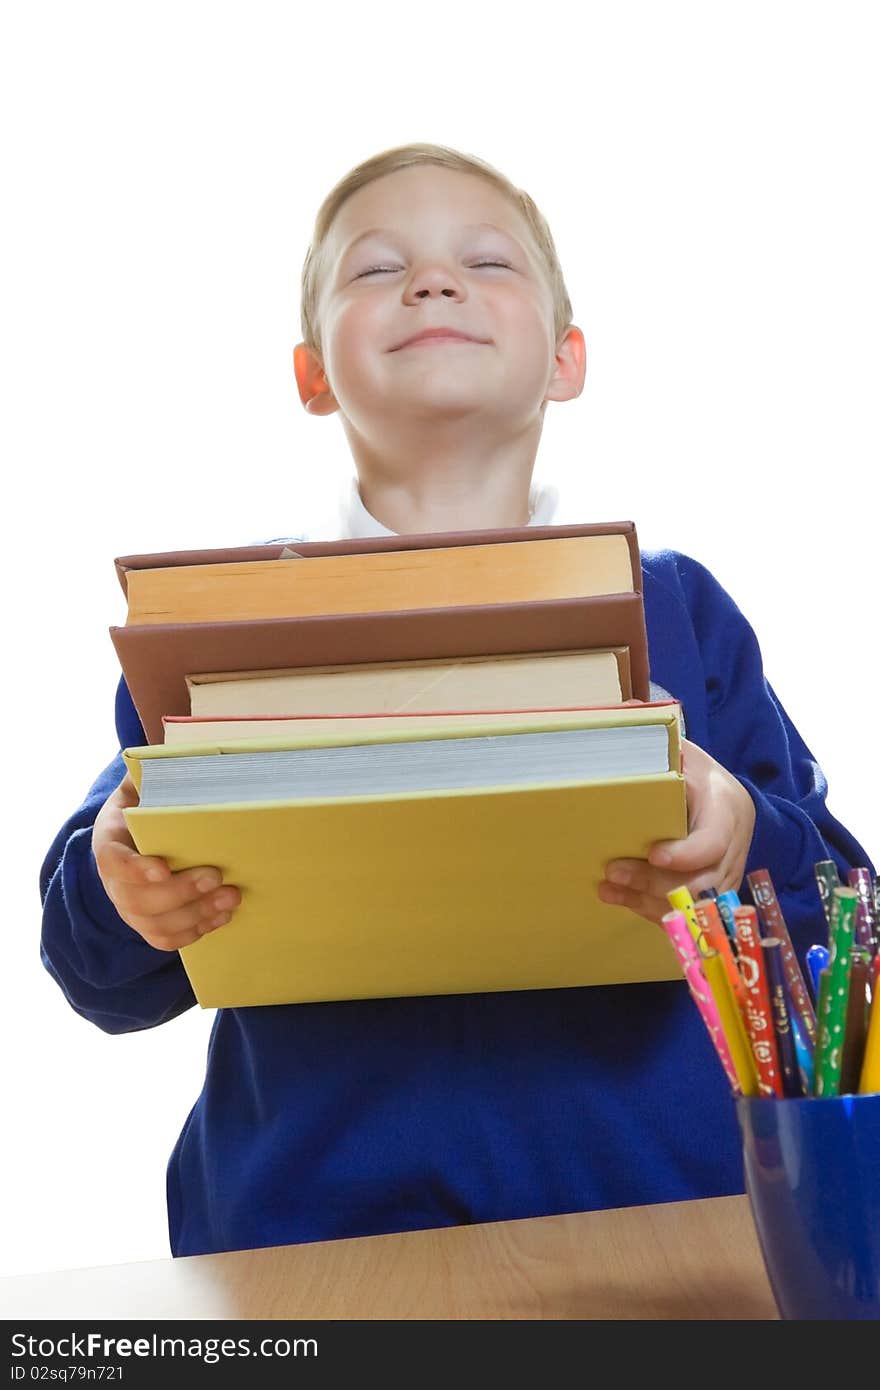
[404,262,464,303]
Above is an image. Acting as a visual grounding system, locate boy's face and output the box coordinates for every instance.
[296,166,579,441]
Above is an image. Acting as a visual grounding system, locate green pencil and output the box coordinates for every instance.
[813,859,840,946]
[815,888,858,1097]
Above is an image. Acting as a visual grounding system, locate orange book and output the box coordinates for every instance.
[124,533,635,626]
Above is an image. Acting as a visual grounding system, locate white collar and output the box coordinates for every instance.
[337,477,559,539]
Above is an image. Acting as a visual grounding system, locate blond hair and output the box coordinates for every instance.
[300,142,573,360]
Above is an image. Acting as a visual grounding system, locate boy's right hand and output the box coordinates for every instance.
[92,772,241,951]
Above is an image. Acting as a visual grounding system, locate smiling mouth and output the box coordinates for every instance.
[398,336,485,350]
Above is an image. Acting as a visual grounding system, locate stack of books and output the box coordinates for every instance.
[110,521,688,1008]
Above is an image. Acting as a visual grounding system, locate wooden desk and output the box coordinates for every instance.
[0,1194,777,1320]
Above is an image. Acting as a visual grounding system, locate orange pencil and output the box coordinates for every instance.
[733,904,784,1097]
[694,898,749,1017]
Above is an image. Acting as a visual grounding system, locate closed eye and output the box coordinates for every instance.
[355,260,512,279]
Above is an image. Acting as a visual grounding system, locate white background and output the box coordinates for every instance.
[1,1,878,1279]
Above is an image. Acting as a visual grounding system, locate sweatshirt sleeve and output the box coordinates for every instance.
[39,676,197,1034]
[677,553,876,952]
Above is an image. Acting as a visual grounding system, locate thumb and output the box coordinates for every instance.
[94,775,167,882]
[112,770,140,809]
[94,811,170,886]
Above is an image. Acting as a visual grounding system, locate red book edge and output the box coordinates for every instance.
[163,702,678,724]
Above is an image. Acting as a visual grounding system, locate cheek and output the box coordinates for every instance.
[494,289,556,358]
[323,302,383,382]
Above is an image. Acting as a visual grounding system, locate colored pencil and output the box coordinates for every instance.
[747,868,816,1043]
[733,905,783,1097]
[660,910,740,1091]
[815,888,858,1097]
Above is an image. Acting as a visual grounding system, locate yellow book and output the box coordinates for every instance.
[122,704,687,1008]
[125,533,635,626]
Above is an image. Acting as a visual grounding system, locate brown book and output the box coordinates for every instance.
[184,647,632,719]
[119,526,637,626]
[112,594,650,745]
[111,523,650,744]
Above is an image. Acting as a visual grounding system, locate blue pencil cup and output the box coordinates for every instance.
[736,1093,880,1320]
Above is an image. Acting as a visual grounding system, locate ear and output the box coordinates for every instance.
[293,343,338,415]
[545,325,587,404]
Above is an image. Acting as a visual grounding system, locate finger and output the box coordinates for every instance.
[644,826,728,872]
[94,793,169,877]
[596,880,670,928]
[115,869,242,920]
[112,772,141,809]
[601,859,726,904]
[604,858,693,895]
[127,895,241,952]
[95,835,173,887]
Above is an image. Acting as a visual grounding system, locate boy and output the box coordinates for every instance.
[41,143,874,1258]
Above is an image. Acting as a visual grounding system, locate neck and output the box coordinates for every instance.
[349,438,539,536]
[356,477,534,535]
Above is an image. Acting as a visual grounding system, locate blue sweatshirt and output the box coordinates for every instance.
[40,548,875,1257]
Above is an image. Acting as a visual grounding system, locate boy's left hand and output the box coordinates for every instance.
[597,738,757,927]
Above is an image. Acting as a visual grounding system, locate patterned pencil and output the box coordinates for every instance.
[714,889,742,955]
[815,887,858,1097]
[813,859,840,944]
[858,955,880,1093]
[733,905,783,1097]
[694,899,747,1017]
[747,868,816,1044]
[660,910,740,1091]
[761,937,802,1097]
[839,948,871,1094]
[848,868,878,956]
[667,885,705,953]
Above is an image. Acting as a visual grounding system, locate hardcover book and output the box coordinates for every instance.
[122,702,687,1008]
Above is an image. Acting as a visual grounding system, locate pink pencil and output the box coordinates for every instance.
[661,909,741,1092]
